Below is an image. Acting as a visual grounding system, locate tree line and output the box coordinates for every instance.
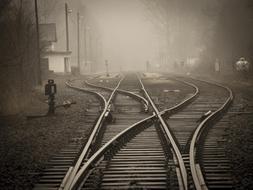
[0,0,40,115]
[143,0,253,74]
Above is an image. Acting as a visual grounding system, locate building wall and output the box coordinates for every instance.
[48,55,65,73]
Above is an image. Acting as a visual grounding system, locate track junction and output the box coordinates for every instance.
[34,72,235,190]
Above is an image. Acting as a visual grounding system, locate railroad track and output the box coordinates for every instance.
[33,73,234,190]
[187,78,234,190]
[75,78,114,101]
[32,78,107,190]
[33,74,151,190]
[32,78,105,190]
[67,73,199,190]
[141,74,234,189]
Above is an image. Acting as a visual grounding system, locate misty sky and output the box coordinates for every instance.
[81,0,157,71]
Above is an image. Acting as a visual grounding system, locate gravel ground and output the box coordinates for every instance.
[0,74,97,189]
[226,114,253,189]
[223,79,253,189]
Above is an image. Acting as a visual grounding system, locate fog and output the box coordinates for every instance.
[81,0,157,71]
[1,0,253,75]
[31,0,252,73]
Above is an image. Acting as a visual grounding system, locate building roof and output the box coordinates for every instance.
[40,23,57,42]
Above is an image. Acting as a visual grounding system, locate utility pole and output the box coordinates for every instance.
[34,0,42,85]
[65,3,70,51]
[105,60,109,76]
[77,12,80,73]
[88,28,92,73]
[84,27,87,67]
[85,27,92,73]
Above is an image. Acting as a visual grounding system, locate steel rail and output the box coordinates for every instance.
[61,77,124,190]
[137,74,188,190]
[69,115,155,190]
[160,79,199,115]
[189,79,233,190]
[85,80,149,109]
[66,79,106,107]
[65,74,200,190]
[85,75,198,119]
[56,79,107,190]
[66,75,199,190]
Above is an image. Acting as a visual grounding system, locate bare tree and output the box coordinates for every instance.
[0,0,40,114]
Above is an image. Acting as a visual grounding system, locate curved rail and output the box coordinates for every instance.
[189,79,233,190]
[160,79,199,116]
[65,74,201,190]
[85,80,149,110]
[66,79,106,107]
[70,115,155,190]
[62,77,124,190]
[138,74,188,190]
[85,75,198,118]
